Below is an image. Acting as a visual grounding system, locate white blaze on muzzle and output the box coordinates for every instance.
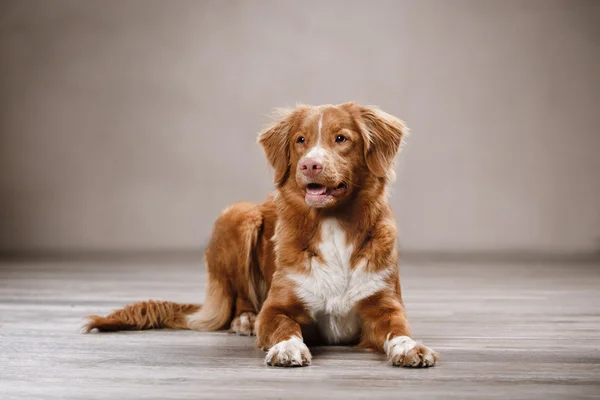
[303,112,328,163]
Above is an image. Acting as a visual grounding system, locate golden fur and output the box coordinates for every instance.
[85,102,438,368]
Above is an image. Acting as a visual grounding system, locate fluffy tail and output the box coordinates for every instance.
[84,201,267,334]
[84,275,233,333]
[84,300,201,332]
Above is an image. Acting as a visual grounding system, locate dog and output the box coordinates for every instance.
[84,102,438,368]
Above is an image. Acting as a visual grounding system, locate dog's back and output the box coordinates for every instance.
[84,199,275,333]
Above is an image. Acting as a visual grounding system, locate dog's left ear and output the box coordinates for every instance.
[348,104,407,180]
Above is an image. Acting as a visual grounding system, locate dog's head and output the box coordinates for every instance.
[258,102,407,208]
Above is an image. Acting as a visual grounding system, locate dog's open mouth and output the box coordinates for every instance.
[305,183,347,206]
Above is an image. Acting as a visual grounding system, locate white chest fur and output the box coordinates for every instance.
[287,219,389,344]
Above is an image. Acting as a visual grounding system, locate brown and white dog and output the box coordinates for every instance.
[84,102,438,368]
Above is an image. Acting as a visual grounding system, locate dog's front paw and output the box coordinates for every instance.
[265,337,312,367]
[229,312,256,336]
[385,335,438,368]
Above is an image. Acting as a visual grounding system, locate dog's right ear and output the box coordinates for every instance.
[258,108,301,185]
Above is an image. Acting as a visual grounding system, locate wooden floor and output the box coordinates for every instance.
[1,259,599,399]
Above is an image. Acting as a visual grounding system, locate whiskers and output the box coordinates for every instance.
[345,180,364,190]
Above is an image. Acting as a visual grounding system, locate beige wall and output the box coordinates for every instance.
[1,0,599,254]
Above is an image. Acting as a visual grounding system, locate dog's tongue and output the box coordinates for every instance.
[306,184,327,196]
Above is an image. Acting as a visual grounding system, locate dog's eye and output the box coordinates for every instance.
[335,135,347,143]
[297,136,305,144]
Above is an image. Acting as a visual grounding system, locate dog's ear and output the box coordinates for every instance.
[352,104,407,180]
[258,108,301,185]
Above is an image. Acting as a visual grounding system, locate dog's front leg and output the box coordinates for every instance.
[358,292,438,368]
[255,283,312,367]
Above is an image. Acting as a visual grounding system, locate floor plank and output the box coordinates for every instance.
[1,260,599,399]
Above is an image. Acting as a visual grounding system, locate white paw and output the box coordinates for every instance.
[229,312,256,336]
[385,335,438,368]
[265,337,312,367]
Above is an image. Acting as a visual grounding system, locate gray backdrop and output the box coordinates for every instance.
[1,0,599,255]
